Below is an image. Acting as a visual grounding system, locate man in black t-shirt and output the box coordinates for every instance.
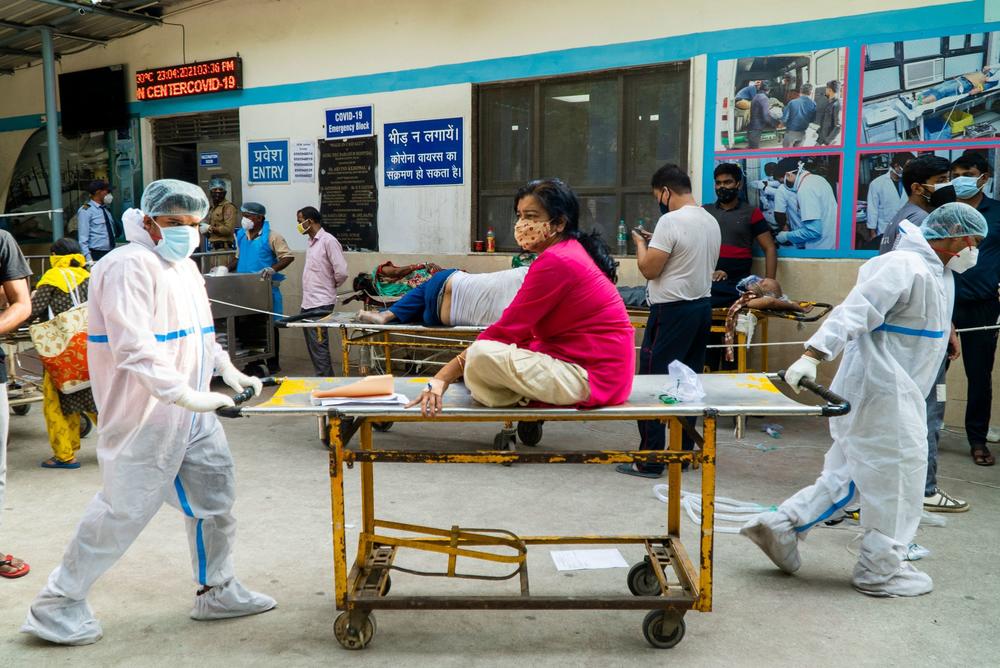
[0,229,33,579]
[704,163,778,308]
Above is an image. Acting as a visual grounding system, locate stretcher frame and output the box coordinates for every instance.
[709,301,833,373]
[287,303,832,380]
[227,373,848,650]
[3,329,45,412]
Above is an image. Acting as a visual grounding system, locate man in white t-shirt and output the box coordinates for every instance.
[619,163,721,478]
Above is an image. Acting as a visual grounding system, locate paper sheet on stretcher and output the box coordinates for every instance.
[311,374,394,399]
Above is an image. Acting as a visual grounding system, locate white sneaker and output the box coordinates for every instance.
[190,578,276,621]
[21,591,103,646]
[987,427,1000,443]
[740,511,801,574]
[852,562,933,598]
[923,488,969,513]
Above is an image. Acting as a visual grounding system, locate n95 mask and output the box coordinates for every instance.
[946,246,978,274]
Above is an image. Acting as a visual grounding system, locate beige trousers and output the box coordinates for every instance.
[463,340,590,407]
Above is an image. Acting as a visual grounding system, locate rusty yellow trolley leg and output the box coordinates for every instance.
[327,412,717,650]
[228,373,848,650]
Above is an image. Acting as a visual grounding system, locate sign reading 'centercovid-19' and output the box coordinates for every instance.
[247,140,289,184]
[383,117,463,187]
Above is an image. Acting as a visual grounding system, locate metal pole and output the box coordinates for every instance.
[39,26,64,240]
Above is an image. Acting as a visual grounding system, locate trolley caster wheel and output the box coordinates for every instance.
[334,611,376,650]
[516,421,543,447]
[642,611,685,649]
[11,404,30,416]
[493,432,516,451]
[493,432,516,466]
[80,413,93,438]
[243,363,267,378]
[627,560,661,597]
[373,421,394,432]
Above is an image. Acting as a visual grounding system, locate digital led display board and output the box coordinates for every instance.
[135,57,242,101]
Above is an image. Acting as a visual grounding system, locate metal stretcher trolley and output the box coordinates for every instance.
[287,313,483,376]
[2,328,44,415]
[223,372,848,650]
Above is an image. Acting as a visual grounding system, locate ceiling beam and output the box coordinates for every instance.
[0,46,43,57]
[31,0,163,26]
[0,19,109,45]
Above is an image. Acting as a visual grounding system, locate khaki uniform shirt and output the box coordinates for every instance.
[208,200,238,244]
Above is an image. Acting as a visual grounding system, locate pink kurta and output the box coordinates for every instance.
[479,238,635,407]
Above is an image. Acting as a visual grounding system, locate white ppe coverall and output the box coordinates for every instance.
[760,221,951,593]
[22,212,273,645]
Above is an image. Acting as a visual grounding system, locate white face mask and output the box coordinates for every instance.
[103,193,114,205]
[199,222,210,234]
[241,217,254,231]
[154,224,200,263]
[946,246,979,274]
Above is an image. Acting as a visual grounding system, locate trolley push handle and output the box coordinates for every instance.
[777,370,851,417]
[275,308,334,328]
[216,376,280,418]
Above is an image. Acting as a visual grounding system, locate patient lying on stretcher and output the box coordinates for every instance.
[357,266,528,327]
[916,65,999,104]
[724,276,808,362]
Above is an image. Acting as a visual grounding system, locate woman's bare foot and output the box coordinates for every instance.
[357,310,395,324]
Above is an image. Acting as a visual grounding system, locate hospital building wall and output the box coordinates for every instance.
[0,0,997,428]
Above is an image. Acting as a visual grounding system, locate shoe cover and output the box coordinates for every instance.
[190,578,276,621]
[851,530,932,597]
[21,590,103,646]
[852,561,933,598]
[740,511,801,574]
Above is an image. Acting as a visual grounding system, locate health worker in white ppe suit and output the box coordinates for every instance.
[22,180,275,645]
[741,202,988,597]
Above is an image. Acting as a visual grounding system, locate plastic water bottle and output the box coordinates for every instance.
[486,227,496,253]
[616,219,627,255]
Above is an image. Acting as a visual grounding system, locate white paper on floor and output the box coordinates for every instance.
[549,549,629,571]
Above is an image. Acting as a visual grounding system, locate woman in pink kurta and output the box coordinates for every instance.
[408,179,634,415]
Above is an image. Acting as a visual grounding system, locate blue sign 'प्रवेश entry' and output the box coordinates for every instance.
[200,151,219,167]
[247,140,289,184]
[326,105,373,139]
[384,117,463,186]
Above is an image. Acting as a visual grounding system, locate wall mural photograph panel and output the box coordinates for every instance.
[714,154,843,252]
[854,145,997,250]
[715,47,847,152]
[860,31,1000,145]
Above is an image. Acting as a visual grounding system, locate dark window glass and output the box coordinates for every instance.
[479,87,532,187]
[542,78,619,188]
[577,195,618,247]
[624,72,688,186]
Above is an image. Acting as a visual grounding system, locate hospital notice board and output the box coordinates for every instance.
[318,136,379,251]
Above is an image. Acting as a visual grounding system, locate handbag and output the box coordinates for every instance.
[29,270,91,394]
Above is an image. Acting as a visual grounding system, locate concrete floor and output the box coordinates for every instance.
[2,365,999,666]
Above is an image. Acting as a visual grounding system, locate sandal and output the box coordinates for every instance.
[971,445,995,467]
[0,554,30,579]
[615,463,663,479]
[41,457,81,469]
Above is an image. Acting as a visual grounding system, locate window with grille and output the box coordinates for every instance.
[474,62,690,253]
